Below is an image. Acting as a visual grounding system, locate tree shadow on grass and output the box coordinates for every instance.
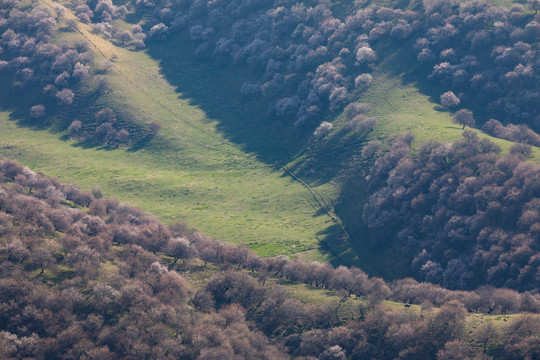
[144,33,393,267]
[145,33,311,165]
[316,223,352,262]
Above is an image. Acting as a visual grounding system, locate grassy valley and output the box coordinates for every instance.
[0,0,341,259]
[2,0,540,269]
[2,0,540,356]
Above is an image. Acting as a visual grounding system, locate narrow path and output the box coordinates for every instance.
[43,0,241,156]
[280,164,350,241]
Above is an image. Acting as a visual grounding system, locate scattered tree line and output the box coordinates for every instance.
[1,156,540,359]
[483,119,540,147]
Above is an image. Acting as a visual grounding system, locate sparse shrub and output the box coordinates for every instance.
[362,140,381,159]
[95,108,116,124]
[68,120,82,136]
[92,187,103,199]
[148,122,161,134]
[347,115,377,133]
[344,103,371,119]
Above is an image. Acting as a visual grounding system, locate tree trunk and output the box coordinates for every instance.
[168,257,179,270]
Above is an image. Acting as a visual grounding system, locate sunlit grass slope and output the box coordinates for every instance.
[0,0,339,260]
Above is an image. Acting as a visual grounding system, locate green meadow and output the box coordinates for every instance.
[0,1,340,260]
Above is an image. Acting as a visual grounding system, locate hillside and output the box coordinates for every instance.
[0,0,342,261]
[1,0,540,294]
[1,157,540,359]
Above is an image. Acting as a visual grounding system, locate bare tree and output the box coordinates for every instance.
[166,237,196,269]
[30,247,54,275]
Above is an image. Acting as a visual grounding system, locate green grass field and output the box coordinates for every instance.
[0,0,341,260]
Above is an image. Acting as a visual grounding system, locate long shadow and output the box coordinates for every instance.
[145,33,367,262]
[145,33,311,165]
[144,33,414,268]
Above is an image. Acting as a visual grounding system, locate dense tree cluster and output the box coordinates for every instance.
[1,156,540,359]
[411,0,540,131]
[0,2,92,115]
[93,0,393,132]
[100,0,540,139]
[364,132,540,291]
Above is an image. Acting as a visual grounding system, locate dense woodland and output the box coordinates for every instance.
[365,132,540,291]
[65,0,540,134]
[1,156,540,359]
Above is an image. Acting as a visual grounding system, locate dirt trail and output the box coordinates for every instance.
[280,164,350,241]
